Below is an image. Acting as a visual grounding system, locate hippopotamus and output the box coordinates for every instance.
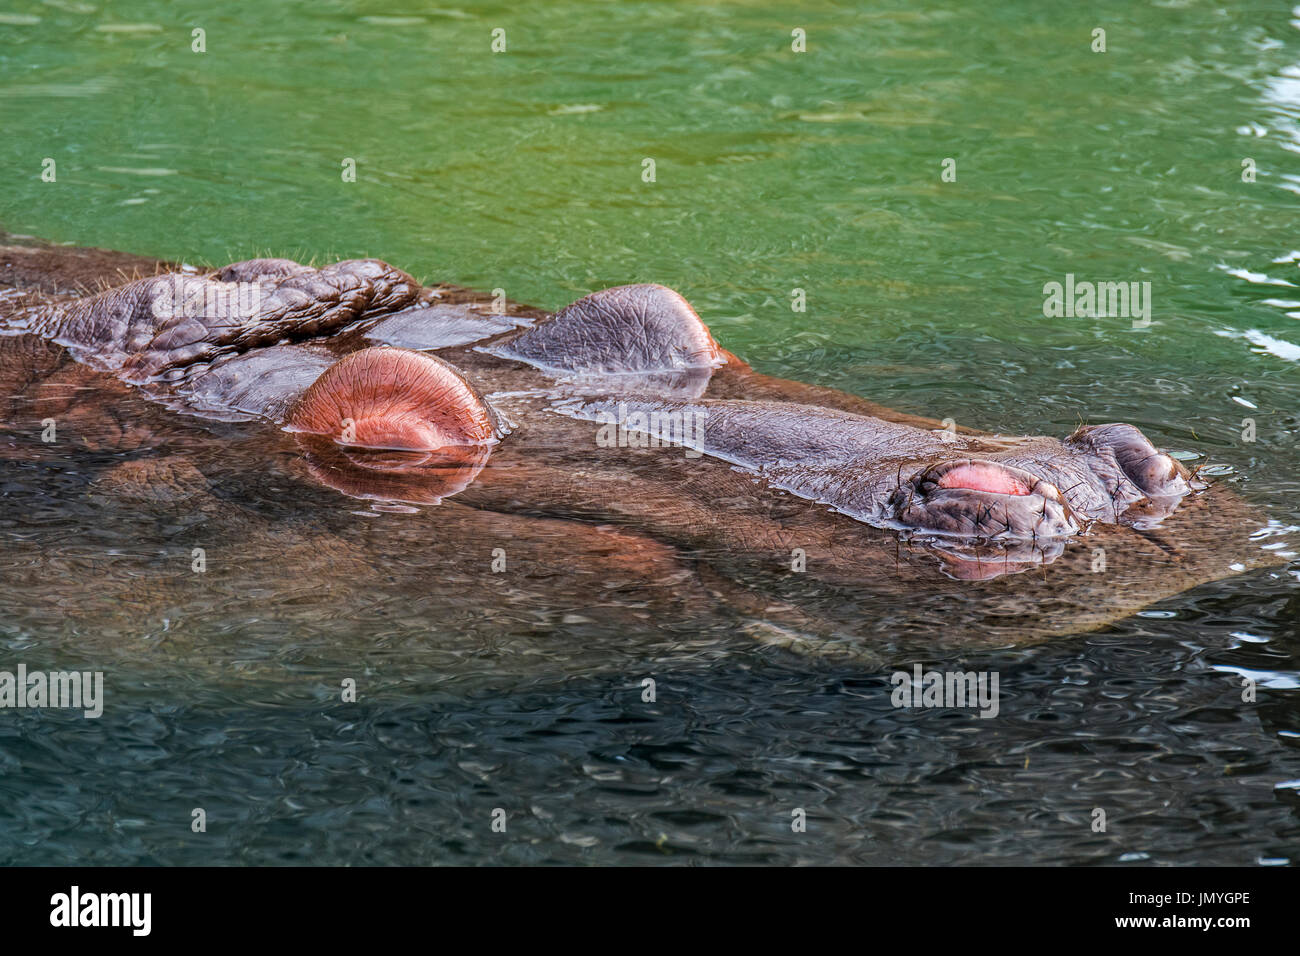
[0,235,1284,662]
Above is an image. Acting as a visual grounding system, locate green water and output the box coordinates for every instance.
[1,1,1298,865]
[2,1,1297,384]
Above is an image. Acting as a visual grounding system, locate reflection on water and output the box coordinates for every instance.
[0,0,1298,864]
[298,438,495,505]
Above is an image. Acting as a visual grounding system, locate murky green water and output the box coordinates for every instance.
[0,0,1297,864]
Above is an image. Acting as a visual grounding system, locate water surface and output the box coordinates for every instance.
[0,0,1297,864]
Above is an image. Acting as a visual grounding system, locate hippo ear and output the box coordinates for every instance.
[210,258,308,283]
[286,347,499,451]
[489,284,722,375]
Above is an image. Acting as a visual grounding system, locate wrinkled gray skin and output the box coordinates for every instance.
[8,256,1191,560]
[0,244,1279,657]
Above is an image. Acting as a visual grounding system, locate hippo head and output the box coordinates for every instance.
[31,253,1197,582]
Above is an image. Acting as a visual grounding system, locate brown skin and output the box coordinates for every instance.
[0,235,1284,659]
[0,239,728,659]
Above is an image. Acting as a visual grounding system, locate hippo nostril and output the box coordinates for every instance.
[1067,422,1191,502]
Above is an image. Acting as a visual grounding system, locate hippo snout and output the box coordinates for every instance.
[1065,423,1192,502]
[889,459,1081,542]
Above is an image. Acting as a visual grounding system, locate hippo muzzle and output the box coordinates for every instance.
[889,423,1194,550]
[890,458,1080,542]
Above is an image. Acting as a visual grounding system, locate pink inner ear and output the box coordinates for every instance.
[938,463,1032,496]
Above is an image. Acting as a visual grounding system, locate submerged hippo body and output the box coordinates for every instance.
[0,237,1283,658]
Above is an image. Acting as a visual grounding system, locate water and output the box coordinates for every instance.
[0,0,1298,864]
